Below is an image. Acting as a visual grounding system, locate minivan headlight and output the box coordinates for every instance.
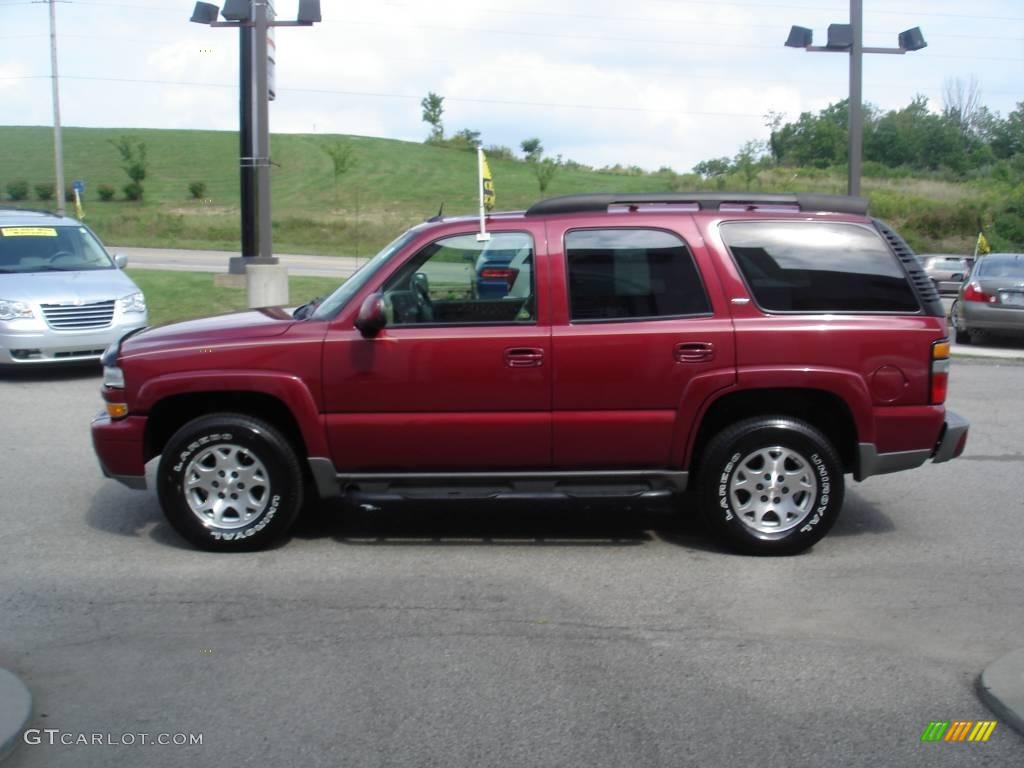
[117,292,146,314]
[0,299,33,321]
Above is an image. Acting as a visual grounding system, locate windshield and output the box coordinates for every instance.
[977,253,1024,278]
[310,227,422,320]
[0,225,115,273]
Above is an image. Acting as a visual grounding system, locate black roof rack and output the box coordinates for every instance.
[524,193,868,217]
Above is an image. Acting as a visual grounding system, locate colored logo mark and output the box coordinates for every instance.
[920,720,997,742]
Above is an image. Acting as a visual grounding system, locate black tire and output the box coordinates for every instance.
[697,417,844,555]
[950,301,971,345]
[157,413,304,551]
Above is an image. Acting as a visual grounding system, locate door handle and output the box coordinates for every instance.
[505,347,545,368]
[674,342,715,363]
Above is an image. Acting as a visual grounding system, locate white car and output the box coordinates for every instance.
[0,209,147,365]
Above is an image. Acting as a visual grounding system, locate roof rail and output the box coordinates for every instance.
[524,193,869,217]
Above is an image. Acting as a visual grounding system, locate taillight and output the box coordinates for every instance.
[930,339,950,404]
[480,267,519,289]
[963,282,996,303]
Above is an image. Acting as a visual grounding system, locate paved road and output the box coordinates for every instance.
[1,359,1022,767]
[118,246,365,279]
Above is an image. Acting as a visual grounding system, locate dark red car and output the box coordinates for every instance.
[92,193,968,554]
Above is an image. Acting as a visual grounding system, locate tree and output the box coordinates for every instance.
[421,92,445,142]
[533,156,560,193]
[764,110,786,165]
[693,157,731,178]
[520,138,543,162]
[449,129,482,149]
[943,76,983,136]
[323,139,357,204]
[733,140,768,189]
[111,136,148,201]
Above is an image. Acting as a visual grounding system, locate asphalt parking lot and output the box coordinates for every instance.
[1,357,1022,767]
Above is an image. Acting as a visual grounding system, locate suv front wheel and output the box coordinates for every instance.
[157,414,303,551]
[697,417,844,555]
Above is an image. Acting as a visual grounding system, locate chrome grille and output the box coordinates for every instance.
[41,300,115,330]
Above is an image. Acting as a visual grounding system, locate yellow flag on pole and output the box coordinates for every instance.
[480,150,495,212]
[975,231,991,256]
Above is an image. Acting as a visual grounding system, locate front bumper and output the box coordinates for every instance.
[1,319,148,364]
[91,412,148,489]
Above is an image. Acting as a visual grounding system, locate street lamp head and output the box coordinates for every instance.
[297,0,322,23]
[220,0,251,22]
[898,27,927,52]
[189,2,219,24]
[826,23,853,50]
[784,26,813,48]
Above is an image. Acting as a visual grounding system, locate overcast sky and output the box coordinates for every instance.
[1,0,1021,172]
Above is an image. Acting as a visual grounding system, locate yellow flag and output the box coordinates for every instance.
[481,150,495,212]
[976,231,990,255]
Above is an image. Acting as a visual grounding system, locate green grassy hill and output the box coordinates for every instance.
[0,125,1010,255]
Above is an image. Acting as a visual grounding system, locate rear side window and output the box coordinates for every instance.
[720,221,919,313]
[565,228,710,321]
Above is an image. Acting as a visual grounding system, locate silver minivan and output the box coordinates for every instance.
[0,209,147,364]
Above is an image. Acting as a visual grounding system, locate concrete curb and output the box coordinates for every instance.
[978,648,1024,737]
[951,345,1024,362]
[0,669,31,763]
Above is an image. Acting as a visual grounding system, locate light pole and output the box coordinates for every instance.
[785,0,926,197]
[190,0,321,304]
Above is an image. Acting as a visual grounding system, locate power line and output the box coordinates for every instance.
[328,19,1024,62]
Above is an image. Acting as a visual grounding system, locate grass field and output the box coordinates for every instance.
[0,125,1013,255]
[125,269,341,326]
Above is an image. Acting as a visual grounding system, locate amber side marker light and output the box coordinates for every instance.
[931,339,950,404]
[106,403,128,419]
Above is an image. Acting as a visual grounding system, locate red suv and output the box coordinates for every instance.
[91,193,968,555]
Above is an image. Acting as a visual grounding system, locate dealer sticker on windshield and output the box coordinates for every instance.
[0,227,58,237]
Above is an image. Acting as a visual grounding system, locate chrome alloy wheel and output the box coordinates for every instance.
[728,446,818,535]
[183,443,271,530]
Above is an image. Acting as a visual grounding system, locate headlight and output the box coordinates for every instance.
[117,292,146,314]
[0,299,33,321]
[103,366,125,389]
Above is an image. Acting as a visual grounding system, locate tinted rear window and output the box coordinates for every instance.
[720,221,919,313]
[976,254,1024,278]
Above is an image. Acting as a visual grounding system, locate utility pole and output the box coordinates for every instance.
[47,0,65,215]
[848,0,863,197]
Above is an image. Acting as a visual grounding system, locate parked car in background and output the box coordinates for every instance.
[0,209,147,365]
[920,254,971,294]
[951,252,1024,344]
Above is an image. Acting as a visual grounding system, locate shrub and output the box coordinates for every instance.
[34,182,55,201]
[97,184,116,202]
[65,185,76,202]
[6,180,29,201]
[123,182,144,201]
[188,181,207,199]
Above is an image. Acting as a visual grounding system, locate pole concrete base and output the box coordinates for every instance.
[246,263,289,308]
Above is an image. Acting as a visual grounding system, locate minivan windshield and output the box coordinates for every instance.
[0,225,115,273]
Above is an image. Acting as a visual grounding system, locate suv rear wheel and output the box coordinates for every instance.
[697,417,844,555]
[157,414,303,551]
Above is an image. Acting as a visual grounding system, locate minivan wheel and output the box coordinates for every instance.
[697,417,844,555]
[157,414,303,551]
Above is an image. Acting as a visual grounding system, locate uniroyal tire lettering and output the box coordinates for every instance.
[171,432,235,473]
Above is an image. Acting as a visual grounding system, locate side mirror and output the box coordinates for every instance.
[113,253,128,269]
[951,273,964,282]
[354,293,387,338]
[412,272,430,293]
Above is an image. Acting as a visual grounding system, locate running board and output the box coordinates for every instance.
[306,461,688,502]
